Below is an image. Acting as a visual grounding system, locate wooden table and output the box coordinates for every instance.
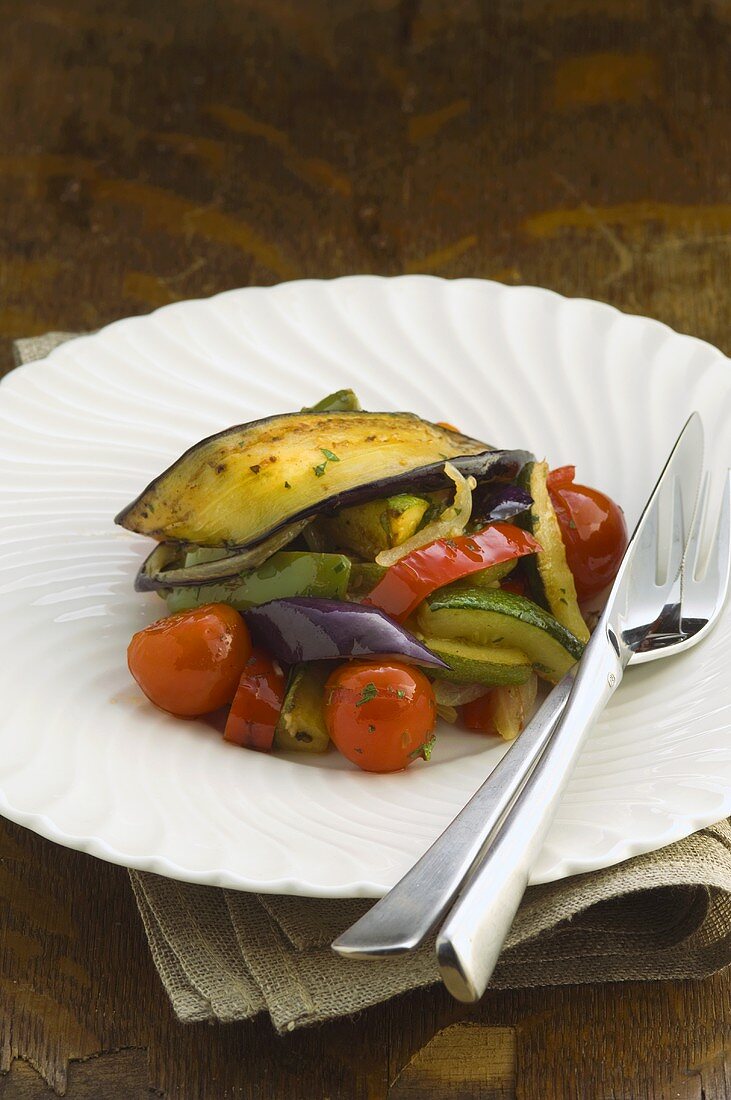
[1,2,729,1096]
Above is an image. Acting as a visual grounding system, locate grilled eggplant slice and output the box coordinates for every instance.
[116,410,531,552]
[135,519,312,589]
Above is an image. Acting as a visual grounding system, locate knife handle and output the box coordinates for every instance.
[436,630,624,1002]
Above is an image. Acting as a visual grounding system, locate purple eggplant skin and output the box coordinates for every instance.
[472,484,533,525]
[243,597,448,668]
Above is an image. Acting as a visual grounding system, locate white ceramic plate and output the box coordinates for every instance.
[2,276,731,897]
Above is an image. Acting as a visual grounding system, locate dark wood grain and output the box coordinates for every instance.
[1,1,730,1097]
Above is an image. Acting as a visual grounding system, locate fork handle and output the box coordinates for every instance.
[436,631,624,1002]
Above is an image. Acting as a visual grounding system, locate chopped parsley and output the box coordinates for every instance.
[355,682,378,707]
[314,447,340,478]
[284,481,291,489]
[368,723,376,733]
[410,736,437,762]
[568,519,577,530]
[250,464,261,474]
[333,561,346,573]
[420,736,436,761]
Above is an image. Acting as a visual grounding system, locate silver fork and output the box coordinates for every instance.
[632,471,730,662]
[333,457,730,980]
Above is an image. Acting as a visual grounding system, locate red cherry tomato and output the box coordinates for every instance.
[324,662,437,773]
[548,468,628,603]
[127,604,251,717]
[224,649,286,751]
[365,523,541,621]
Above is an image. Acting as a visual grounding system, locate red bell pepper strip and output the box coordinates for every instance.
[223,649,286,752]
[364,523,541,621]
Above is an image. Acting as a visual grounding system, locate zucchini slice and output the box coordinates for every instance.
[417,585,585,683]
[422,637,532,686]
[316,494,429,560]
[274,664,331,753]
[518,461,590,643]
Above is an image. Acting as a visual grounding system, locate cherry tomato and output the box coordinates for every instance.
[365,523,541,621]
[324,662,437,773]
[224,649,286,751]
[128,604,251,717]
[548,467,628,604]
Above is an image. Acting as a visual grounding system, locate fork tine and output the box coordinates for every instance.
[664,473,686,590]
[683,470,710,581]
[681,469,731,624]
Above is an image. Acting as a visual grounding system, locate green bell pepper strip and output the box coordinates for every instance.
[302,388,362,413]
[163,551,352,614]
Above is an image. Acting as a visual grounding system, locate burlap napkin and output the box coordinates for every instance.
[14,332,731,1034]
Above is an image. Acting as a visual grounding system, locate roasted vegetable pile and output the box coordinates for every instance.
[120,389,627,772]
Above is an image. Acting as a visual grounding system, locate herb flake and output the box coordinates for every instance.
[355,682,378,707]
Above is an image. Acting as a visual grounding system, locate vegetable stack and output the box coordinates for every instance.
[120,389,627,771]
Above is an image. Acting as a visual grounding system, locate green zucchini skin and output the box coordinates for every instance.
[422,637,532,686]
[517,461,590,643]
[417,585,585,683]
[116,408,530,552]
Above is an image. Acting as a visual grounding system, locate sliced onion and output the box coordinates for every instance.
[432,680,490,707]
